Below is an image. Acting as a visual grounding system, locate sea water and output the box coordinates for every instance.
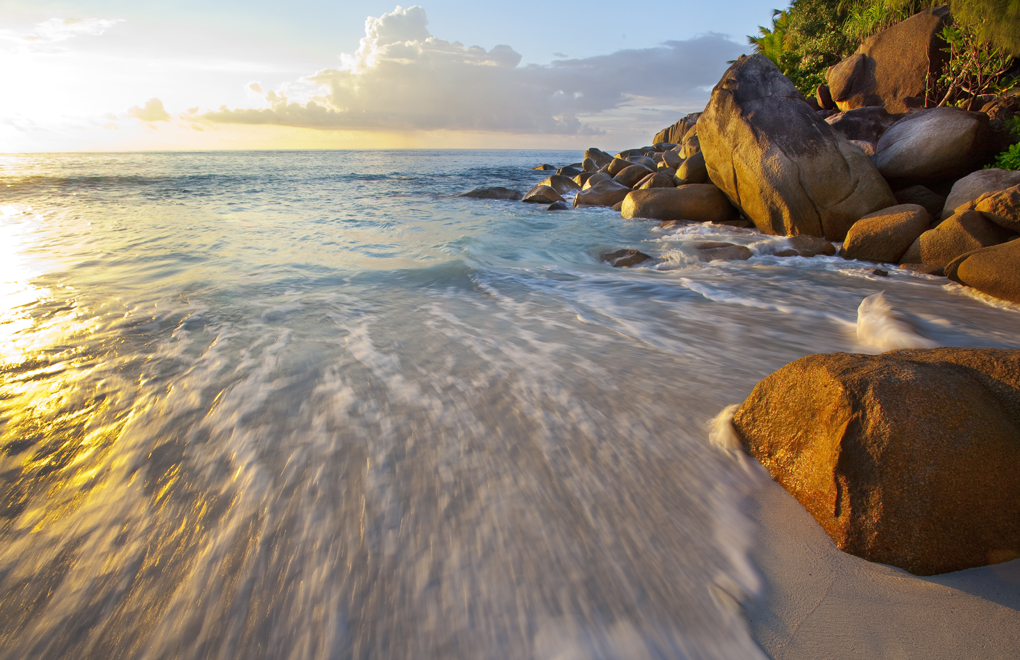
[0,150,1018,659]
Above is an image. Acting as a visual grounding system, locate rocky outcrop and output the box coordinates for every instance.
[826,6,950,113]
[946,238,1020,303]
[699,54,896,241]
[460,187,523,200]
[843,204,931,263]
[584,148,614,169]
[619,185,738,223]
[652,113,701,146]
[873,107,996,183]
[900,209,1015,267]
[941,169,1020,221]
[522,185,565,204]
[732,348,1020,575]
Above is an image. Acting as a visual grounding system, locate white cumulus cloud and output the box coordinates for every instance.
[203,5,745,136]
[128,98,171,122]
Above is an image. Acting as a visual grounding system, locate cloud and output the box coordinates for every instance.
[128,98,171,122]
[28,17,123,42]
[203,5,745,136]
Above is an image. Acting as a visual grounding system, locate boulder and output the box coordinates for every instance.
[900,209,1015,266]
[582,172,613,190]
[557,166,582,177]
[696,242,752,261]
[652,113,701,146]
[941,169,1020,221]
[661,150,683,169]
[584,148,614,169]
[974,184,1020,233]
[533,164,556,171]
[675,151,708,185]
[816,83,835,111]
[825,107,903,143]
[522,185,564,204]
[607,158,634,176]
[573,172,596,188]
[538,174,581,195]
[656,167,677,179]
[601,249,651,267]
[946,238,1020,304]
[825,6,950,113]
[893,185,945,221]
[582,157,599,172]
[678,135,701,159]
[460,187,523,200]
[843,204,931,263]
[614,164,655,188]
[620,185,738,223]
[635,172,675,190]
[732,348,1020,575]
[699,54,896,240]
[873,107,995,182]
[653,142,677,151]
[774,235,837,257]
[573,179,632,208]
[627,155,657,170]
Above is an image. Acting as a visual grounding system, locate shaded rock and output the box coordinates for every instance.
[733,347,1020,575]
[635,172,675,190]
[662,150,683,169]
[601,249,651,268]
[675,151,708,185]
[847,140,876,156]
[539,174,581,195]
[893,185,945,221]
[573,172,596,188]
[652,113,701,145]
[584,148,614,169]
[656,167,677,179]
[873,107,995,182]
[620,185,738,223]
[843,203,931,263]
[678,135,701,159]
[659,220,688,229]
[652,152,664,164]
[974,184,1020,233]
[946,238,1020,303]
[941,169,1020,221]
[627,155,657,170]
[614,164,654,188]
[899,262,945,276]
[533,164,556,170]
[460,186,523,200]
[611,200,625,212]
[695,242,753,261]
[616,149,650,159]
[774,235,837,258]
[900,210,1015,266]
[826,6,950,113]
[716,219,755,229]
[872,268,889,276]
[825,107,903,143]
[653,142,677,151]
[557,166,583,177]
[582,157,599,172]
[699,54,895,241]
[582,172,613,190]
[817,83,835,110]
[546,201,569,211]
[606,158,634,176]
[522,185,565,204]
[573,179,632,208]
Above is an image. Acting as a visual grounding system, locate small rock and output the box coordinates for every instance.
[533,164,556,170]
[547,201,569,211]
[601,249,651,267]
[696,242,753,261]
[872,268,889,276]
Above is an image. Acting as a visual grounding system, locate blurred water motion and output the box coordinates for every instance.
[0,151,1017,660]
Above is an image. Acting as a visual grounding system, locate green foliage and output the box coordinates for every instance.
[937,21,1016,108]
[988,142,1020,169]
[950,0,1020,56]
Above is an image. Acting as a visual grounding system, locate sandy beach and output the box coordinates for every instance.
[742,463,1020,659]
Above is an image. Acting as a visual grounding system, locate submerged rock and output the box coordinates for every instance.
[699,55,895,240]
[695,242,752,261]
[601,249,651,267]
[733,348,1020,575]
[460,187,524,201]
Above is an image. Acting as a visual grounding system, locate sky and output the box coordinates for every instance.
[0,0,782,152]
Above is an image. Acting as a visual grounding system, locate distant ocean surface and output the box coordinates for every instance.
[1,150,1018,659]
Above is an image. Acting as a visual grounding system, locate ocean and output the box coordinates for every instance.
[1,150,1018,659]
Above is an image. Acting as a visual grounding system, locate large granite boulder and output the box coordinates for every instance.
[826,6,950,113]
[941,169,1020,221]
[699,55,896,241]
[606,158,634,176]
[873,107,995,183]
[652,112,700,146]
[522,185,564,204]
[573,179,632,208]
[538,174,581,195]
[460,187,523,200]
[900,209,1015,266]
[619,185,738,223]
[732,348,1020,575]
[946,238,1020,303]
[843,204,931,263]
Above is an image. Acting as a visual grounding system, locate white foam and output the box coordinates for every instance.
[856,292,938,351]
